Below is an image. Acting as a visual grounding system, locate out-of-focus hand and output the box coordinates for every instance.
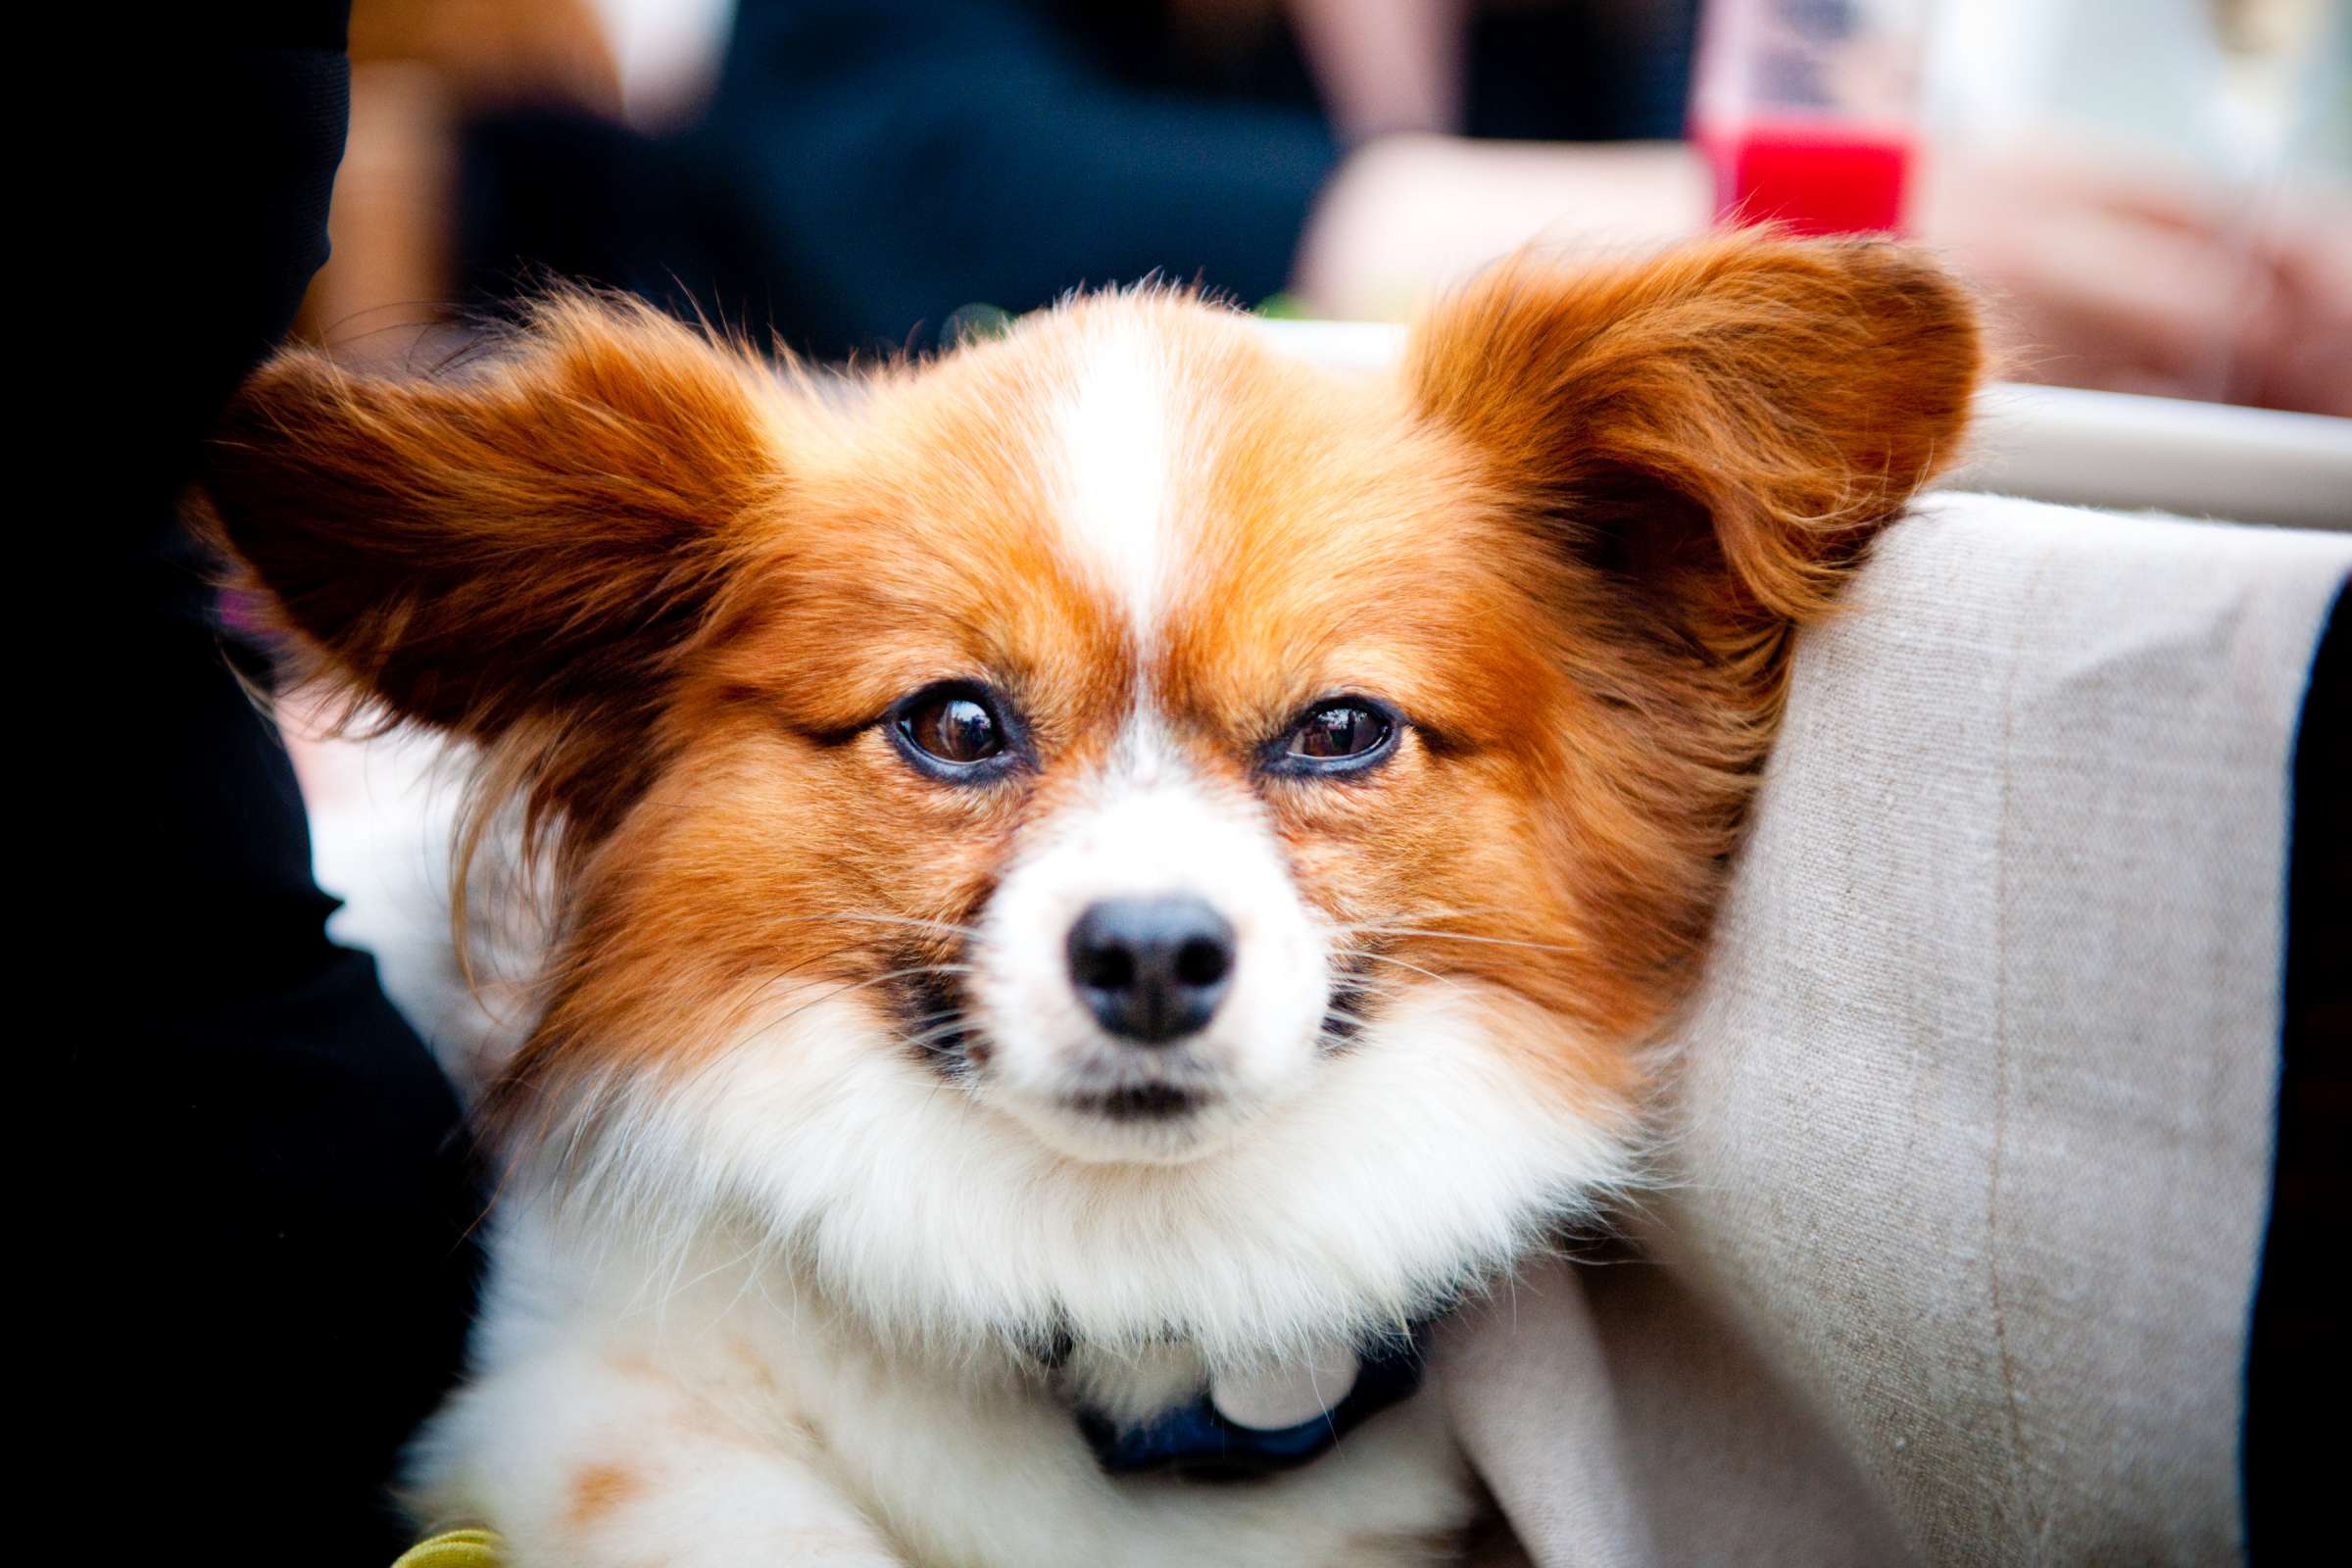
[301,62,459,360]
[2243,193,2352,416]
[1913,143,2352,416]
[1291,135,1712,321]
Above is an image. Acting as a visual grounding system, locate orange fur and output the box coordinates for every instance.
[564,1462,642,1531]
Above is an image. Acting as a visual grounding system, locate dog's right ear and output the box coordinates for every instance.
[1406,235,1980,654]
[192,293,779,743]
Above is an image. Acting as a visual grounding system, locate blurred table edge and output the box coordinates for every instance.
[1253,318,2352,533]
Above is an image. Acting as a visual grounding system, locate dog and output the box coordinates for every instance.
[194,233,1979,1566]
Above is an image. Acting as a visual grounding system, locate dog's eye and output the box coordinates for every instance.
[890,683,1016,777]
[902,694,1002,763]
[1271,698,1400,774]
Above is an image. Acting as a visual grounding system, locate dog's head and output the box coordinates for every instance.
[197,235,1976,1353]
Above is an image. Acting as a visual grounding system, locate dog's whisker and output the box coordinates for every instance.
[1352,952,1453,986]
[900,1019,980,1053]
[1338,925,1584,958]
[790,911,992,945]
[1388,929,1577,956]
[1321,906,1516,933]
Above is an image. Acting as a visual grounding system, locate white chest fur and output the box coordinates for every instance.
[407,1207,1480,1568]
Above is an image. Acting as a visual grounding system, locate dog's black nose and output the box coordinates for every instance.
[1066,896,1235,1045]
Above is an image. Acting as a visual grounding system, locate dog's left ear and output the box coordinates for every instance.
[1408,235,1981,648]
[191,292,785,844]
[193,294,778,740]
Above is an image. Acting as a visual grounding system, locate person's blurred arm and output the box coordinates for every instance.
[1292,134,1712,320]
[1913,143,2352,416]
[699,0,1343,354]
[1299,130,2351,416]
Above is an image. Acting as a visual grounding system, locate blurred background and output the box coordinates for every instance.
[303,0,2349,413]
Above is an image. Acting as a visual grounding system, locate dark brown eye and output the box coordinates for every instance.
[1273,698,1399,774]
[889,686,1020,785]
[901,693,1003,764]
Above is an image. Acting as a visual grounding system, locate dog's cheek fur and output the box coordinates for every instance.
[479,708,1020,1142]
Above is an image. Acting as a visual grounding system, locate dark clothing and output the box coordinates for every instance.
[77,8,481,1561]
[2246,583,2350,1560]
[457,0,1698,358]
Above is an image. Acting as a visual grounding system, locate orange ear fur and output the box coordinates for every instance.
[1408,233,1982,647]
[190,292,784,850]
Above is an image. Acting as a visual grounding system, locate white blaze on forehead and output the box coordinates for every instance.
[1050,314,1188,639]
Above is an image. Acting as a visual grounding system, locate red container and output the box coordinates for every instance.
[1690,0,1927,238]
[1694,115,1915,235]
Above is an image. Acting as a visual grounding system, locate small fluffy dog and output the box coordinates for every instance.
[196,234,1978,1566]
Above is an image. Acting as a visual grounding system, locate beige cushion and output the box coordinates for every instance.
[1443,491,2352,1566]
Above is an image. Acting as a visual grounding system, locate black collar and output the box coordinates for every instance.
[1075,1324,1431,1482]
